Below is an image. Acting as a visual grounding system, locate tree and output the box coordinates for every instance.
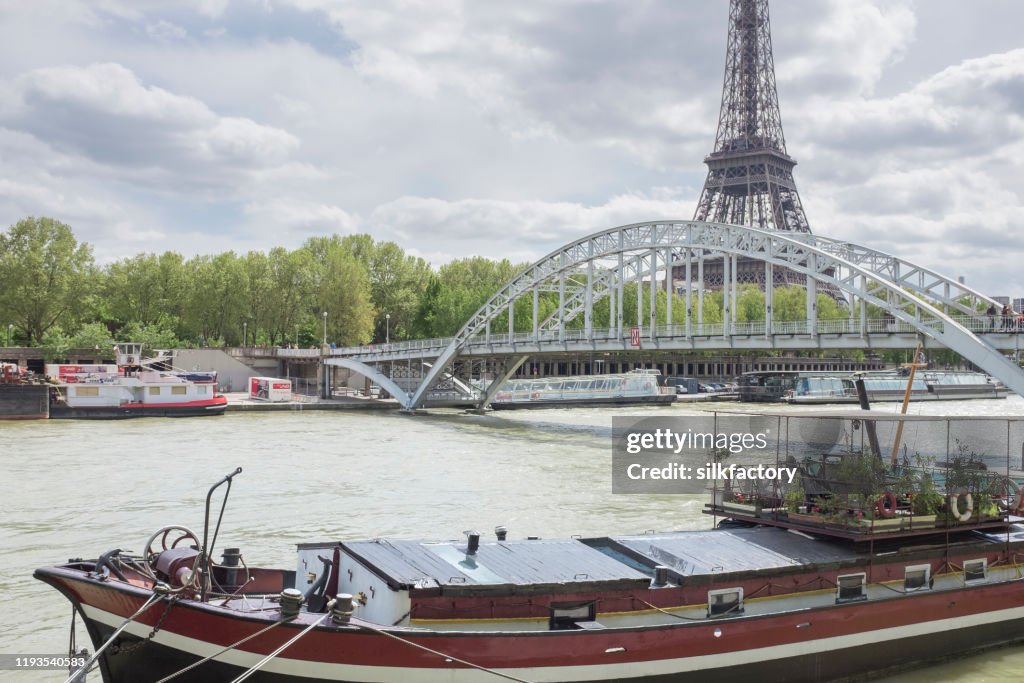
[102,252,187,332]
[0,217,95,344]
[264,247,316,346]
[410,257,522,337]
[181,252,246,345]
[314,242,375,346]
[69,322,115,351]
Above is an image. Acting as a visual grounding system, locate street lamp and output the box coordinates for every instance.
[295,323,299,347]
[385,313,390,345]
[322,311,328,345]
[6,324,11,348]
[243,321,248,348]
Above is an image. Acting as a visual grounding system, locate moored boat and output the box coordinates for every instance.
[739,370,1008,404]
[0,363,49,419]
[35,414,1024,682]
[47,343,227,419]
[491,371,676,409]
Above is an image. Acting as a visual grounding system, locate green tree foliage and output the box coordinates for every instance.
[264,247,316,346]
[182,252,247,345]
[301,235,378,344]
[116,320,183,350]
[411,257,523,337]
[0,217,95,344]
[70,322,115,351]
[103,252,186,327]
[305,237,375,346]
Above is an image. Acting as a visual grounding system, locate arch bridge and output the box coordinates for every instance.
[312,221,1023,410]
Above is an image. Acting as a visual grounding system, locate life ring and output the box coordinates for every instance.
[530,392,540,400]
[875,492,897,519]
[950,493,974,522]
[645,382,653,391]
[996,488,1023,512]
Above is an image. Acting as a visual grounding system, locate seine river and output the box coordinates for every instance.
[2,397,1024,682]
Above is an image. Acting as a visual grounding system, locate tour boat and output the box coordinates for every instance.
[35,417,1024,682]
[738,370,1008,404]
[47,343,227,419]
[491,371,677,409]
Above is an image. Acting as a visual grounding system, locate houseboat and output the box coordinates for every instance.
[47,343,227,419]
[35,414,1024,682]
[490,371,676,409]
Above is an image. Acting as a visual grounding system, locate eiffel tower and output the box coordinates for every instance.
[688,0,837,294]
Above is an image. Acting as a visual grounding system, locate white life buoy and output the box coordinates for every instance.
[950,493,974,523]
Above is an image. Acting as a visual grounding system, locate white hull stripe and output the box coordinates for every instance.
[81,603,1024,682]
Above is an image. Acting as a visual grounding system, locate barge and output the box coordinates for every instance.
[47,343,226,419]
[35,414,1024,682]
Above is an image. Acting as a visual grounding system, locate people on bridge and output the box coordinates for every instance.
[1001,304,1014,330]
[987,303,998,330]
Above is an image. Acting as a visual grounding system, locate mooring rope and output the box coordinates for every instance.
[61,590,165,683]
[154,614,297,683]
[229,599,338,683]
[354,621,536,683]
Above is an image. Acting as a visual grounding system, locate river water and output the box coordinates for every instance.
[2,397,1023,682]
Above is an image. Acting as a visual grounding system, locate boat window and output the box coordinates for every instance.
[549,601,597,630]
[964,559,987,584]
[171,386,187,396]
[75,386,99,397]
[707,588,744,617]
[198,385,209,395]
[149,386,161,396]
[836,573,867,603]
[904,564,930,591]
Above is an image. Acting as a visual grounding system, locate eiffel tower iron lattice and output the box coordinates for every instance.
[685,0,841,299]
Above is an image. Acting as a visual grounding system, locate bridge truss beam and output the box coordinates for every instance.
[407,221,1020,410]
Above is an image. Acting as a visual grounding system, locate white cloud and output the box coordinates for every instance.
[146,19,188,42]
[3,62,300,194]
[0,0,1021,297]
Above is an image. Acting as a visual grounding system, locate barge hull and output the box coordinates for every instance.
[39,564,1024,683]
[79,605,1024,683]
[490,395,676,410]
[49,398,227,419]
[0,384,49,419]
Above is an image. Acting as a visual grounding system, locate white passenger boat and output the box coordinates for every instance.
[491,371,676,409]
[785,371,1008,404]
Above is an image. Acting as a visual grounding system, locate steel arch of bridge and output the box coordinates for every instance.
[400,220,1020,410]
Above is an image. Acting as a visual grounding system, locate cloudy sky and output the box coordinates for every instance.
[1,0,1022,295]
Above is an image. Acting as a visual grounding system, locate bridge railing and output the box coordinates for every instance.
[314,313,1009,359]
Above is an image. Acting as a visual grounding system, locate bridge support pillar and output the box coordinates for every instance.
[685,248,693,338]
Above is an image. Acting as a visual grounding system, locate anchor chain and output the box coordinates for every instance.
[109,596,179,656]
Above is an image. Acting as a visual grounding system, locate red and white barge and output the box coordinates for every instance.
[47,343,226,419]
[34,462,1024,683]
